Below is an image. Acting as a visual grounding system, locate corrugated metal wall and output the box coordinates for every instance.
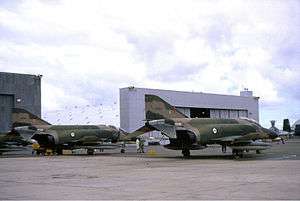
[0,72,41,132]
[0,95,14,132]
[210,109,248,119]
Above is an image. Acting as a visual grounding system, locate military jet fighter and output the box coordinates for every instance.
[128,94,279,158]
[30,124,126,155]
[8,108,127,155]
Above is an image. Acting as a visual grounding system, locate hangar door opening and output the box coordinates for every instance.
[0,95,14,132]
[190,108,210,118]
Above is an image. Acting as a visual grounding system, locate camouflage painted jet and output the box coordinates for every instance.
[30,124,126,155]
[0,129,33,155]
[128,94,279,158]
[8,108,127,155]
[0,108,47,155]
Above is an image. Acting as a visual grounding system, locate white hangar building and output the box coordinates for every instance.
[120,87,259,132]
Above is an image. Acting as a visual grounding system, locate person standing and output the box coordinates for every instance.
[136,138,140,153]
[139,138,145,153]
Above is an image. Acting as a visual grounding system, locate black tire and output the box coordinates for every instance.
[239,152,244,158]
[232,149,240,159]
[56,148,63,155]
[237,150,244,158]
[182,149,190,157]
[87,149,94,155]
[222,145,226,153]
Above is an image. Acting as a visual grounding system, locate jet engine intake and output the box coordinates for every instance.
[31,133,56,147]
[164,129,200,150]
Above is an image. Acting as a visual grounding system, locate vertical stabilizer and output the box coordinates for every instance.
[12,108,51,127]
[145,94,187,120]
[283,119,291,132]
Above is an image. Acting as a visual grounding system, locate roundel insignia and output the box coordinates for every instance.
[70,132,75,137]
[212,128,218,134]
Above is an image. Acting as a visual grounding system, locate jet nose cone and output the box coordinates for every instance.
[264,128,279,139]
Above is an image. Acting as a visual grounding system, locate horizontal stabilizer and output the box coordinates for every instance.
[120,125,155,141]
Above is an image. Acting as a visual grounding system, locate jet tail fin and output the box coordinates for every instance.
[12,108,51,128]
[283,119,291,132]
[119,94,187,141]
[145,94,187,120]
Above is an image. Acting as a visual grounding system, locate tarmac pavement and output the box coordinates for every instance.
[0,138,300,200]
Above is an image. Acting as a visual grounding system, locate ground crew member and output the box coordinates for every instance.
[32,142,40,155]
[139,138,145,153]
[136,138,140,153]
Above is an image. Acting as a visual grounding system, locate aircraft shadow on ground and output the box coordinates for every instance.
[156,153,299,161]
[151,154,263,160]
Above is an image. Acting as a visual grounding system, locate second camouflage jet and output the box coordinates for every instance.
[10,108,127,155]
[130,94,279,158]
[30,124,126,155]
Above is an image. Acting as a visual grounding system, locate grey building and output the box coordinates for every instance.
[120,87,259,132]
[0,72,42,132]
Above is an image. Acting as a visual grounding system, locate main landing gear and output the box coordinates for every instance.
[232,149,244,159]
[182,149,190,157]
[87,149,94,155]
[222,145,227,153]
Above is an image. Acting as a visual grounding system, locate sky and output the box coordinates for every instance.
[0,0,299,129]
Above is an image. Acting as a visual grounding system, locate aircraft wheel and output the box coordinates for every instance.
[237,150,244,158]
[56,148,63,155]
[222,145,226,153]
[182,149,190,157]
[232,149,241,159]
[87,149,94,155]
[239,152,244,158]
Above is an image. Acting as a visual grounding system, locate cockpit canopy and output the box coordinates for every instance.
[240,117,260,126]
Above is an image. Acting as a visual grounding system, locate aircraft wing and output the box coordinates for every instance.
[66,136,120,147]
[121,119,178,141]
[121,125,156,141]
[211,132,269,144]
[72,143,123,150]
[211,135,243,143]
[145,120,177,138]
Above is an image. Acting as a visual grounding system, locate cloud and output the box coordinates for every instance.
[0,0,299,127]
